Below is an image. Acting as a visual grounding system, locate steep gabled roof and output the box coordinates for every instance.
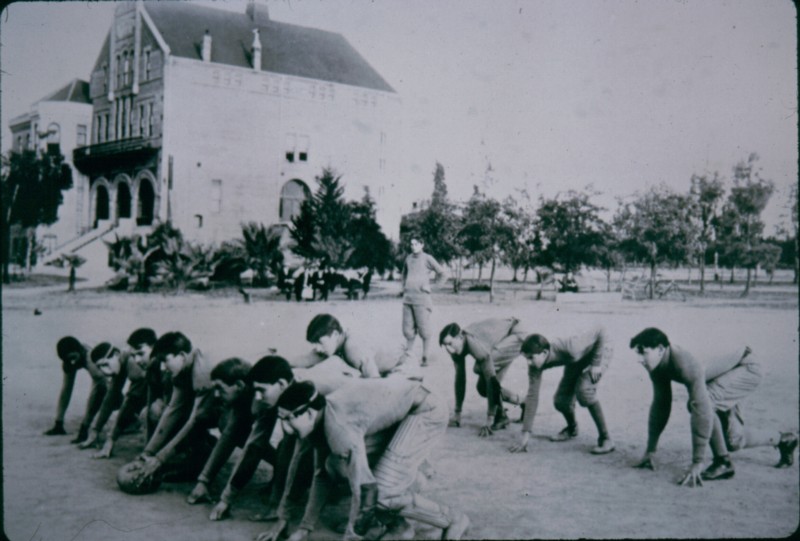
[143,2,394,93]
[39,79,91,104]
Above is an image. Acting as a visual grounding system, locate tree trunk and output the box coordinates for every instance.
[741,267,752,297]
[24,228,34,275]
[489,256,496,303]
[699,251,706,295]
[649,261,657,300]
[729,267,735,283]
[68,265,76,292]
[511,265,518,283]
[522,265,529,283]
[606,265,612,292]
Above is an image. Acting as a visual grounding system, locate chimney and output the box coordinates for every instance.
[201,29,212,62]
[246,0,270,25]
[251,29,262,70]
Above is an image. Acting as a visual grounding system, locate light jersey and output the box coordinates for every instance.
[323,375,422,459]
[294,355,361,396]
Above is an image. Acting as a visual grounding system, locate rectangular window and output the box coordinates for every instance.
[77,125,87,147]
[211,179,222,213]
[116,55,121,89]
[102,63,108,93]
[139,104,147,137]
[298,135,309,162]
[148,106,154,137]
[104,113,110,142]
[144,49,151,81]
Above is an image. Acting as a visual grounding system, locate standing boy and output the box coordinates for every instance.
[402,237,446,367]
[439,318,526,436]
[44,336,107,444]
[510,329,615,455]
[629,327,798,487]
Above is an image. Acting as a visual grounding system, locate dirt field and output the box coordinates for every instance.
[2,280,798,540]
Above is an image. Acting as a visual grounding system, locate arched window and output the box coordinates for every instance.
[279,179,309,222]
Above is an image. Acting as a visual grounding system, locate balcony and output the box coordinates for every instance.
[73,137,158,175]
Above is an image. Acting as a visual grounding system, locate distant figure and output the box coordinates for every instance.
[629,327,798,487]
[559,272,579,293]
[402,237,446,367]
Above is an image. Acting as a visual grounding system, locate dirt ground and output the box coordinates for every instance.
[2,280,798,540]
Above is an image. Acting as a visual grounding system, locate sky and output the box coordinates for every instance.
[1,0,797,234]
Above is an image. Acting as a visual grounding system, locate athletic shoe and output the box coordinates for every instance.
[44,422,67,436]
[70,425,89,444]
[701,457,735,480]
[590,437,616,455]
[491,409,510,431]
[443,511,470,540]
[776,432,799,468]
[549,425,578,442]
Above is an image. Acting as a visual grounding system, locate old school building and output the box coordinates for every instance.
[54,0,400,273]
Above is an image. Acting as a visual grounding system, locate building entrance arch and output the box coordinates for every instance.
[137,178,155,226]
[117,182,132,220]
[94,184,110,228]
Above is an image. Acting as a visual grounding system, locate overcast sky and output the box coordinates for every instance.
[2,0,797,234]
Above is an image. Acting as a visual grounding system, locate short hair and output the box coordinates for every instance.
[211,357,252,386]
[56,336,84,360]
[521,334,550,356]
[249,355,294,385]
[306,314,343,343]
[127,328,157,349]
[151,332,192,358]
[90,342,120,364]
[410,237,423,244]
[629,328,670,350]
[277,381,326,412]
[439,323,461,346]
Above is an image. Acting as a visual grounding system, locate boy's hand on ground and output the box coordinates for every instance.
[287,528,310,541]
[248,508,279,522]
[187,482,211,504]
[678,463,704,488]
[78,430,100,449]
[256,519,287,541]
[478,425,494,437]
[92,441,113,459]
[634,453,656,471]
[509,432,530,453]
[209,501,229,520]
[139,455,161,478]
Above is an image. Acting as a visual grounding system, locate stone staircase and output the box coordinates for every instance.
[36,220,141,288]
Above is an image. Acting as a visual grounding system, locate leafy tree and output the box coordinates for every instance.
[614,185,697,298]
[535,188,609,273]
[1,149,73,281]
[500,191,538,282]
[689,172,725,294]
[347,187,393,273]
[714,154,774,297]
[776,183,798,284]
[458,186,513,302]
[238,222,284,286]
[289,168,353,266]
